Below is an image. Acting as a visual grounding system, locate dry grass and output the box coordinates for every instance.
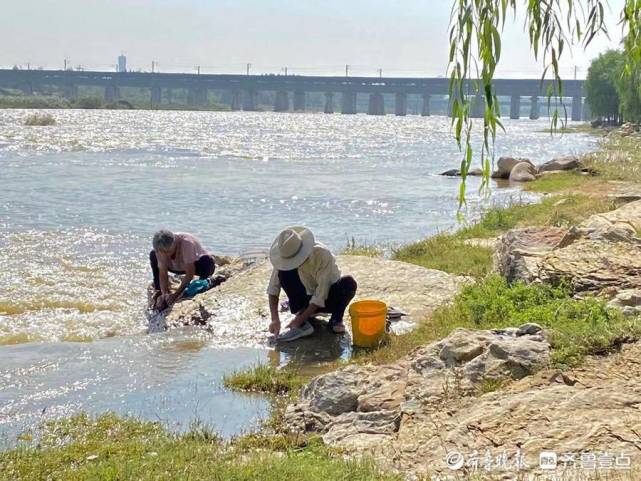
[584,133,641,183]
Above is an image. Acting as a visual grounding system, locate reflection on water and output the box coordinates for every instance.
[0,229,147,344]
[273,318,352,367]
[0,330,269,449]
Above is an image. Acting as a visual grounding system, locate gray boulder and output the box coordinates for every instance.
[493,157,534,179]
[509,161,538,182]
[303,367,366,415]
[538,155,582,173]
[494,227,568,283]
[440,168,484,177]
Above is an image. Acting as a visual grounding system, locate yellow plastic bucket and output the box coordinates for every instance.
[349,300,387,348]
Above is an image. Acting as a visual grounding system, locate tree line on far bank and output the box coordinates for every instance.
[585,49,640,126]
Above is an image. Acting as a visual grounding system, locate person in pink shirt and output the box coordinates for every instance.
[150,230,215,310]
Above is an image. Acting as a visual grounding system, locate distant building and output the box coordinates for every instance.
[117,54,127,73]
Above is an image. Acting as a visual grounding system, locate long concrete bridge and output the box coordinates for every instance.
[0,69,588,120]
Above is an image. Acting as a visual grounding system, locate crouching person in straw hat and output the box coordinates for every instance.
[267,226,358,342]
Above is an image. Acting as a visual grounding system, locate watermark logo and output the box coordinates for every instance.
[445,450,465,471]
[539,451,558,470]
[442,449,632,475]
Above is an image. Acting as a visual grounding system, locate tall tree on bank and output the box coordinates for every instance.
[448,0,641,206]
[585,50,624,125]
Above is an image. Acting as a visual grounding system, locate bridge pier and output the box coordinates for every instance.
[510,95,521,119]
[274,91,290,112]
[421,94,431,116]
[243,89,257,111]
[582,100,591,121]
[324,92,334,114]
[341,91,357,114]
[105,84,120,103]
[394,93,407,116]
[230,91,242,111]
[20,83,33,96]
[166,89,173,104]
[188,88,208,106]
[63,84,78,100]
[293,91,306,112]
[368,93,385,115]
[529,96,540,120]
[571,96,582,121]
[150,87,162,105]
[470,94,485,118]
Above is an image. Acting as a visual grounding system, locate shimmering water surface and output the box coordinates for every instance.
[0,109,598,446]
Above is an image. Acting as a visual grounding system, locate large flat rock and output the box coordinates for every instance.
[495,200,641,306]
[155,256,470,347]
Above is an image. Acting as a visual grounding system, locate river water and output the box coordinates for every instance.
[0,109,598,447]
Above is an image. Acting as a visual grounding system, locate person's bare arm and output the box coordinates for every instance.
[159,261,170,295]
[167,263,194,304]
[268,294,281,336]
[288,303,319,329]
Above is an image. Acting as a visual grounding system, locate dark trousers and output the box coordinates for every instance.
[278,269,357,324]
[150,250,216,291]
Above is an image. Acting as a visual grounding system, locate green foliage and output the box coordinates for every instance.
[585,50,624,123]
[620,0,641,123]
[431,275,641,368]
[0,414,398,481]
[223,364,306,395]
[393,234,493,277]
[393,193,615,278]
[616,67,641,123]
[341,237,383,257]
[0,95,71,109]
[353,274,641,369]
[459,195,615,237]
[72,96,104,109]
[584,134,641,182]
[446,0,641,205]
[523,171,595,193]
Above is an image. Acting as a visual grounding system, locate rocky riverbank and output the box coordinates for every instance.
[279,188,641,479]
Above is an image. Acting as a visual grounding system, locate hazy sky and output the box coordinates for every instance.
[0,0,626,78]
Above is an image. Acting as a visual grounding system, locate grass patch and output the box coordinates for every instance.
[538,123,604,135]
[478,377,507,394]
[353,275,641,368]
[393,194,616,278]
[524,171,596,193]
[458,195,616,239]
[0,413,398,481]
[223,364,306,395]
[341,237,382,257]
[23,113,56,126]
[430,276,641,368]
[341,245,382,257]
[393,233,493,277]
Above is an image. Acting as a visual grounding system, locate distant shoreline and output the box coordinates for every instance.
[0,95,229,112]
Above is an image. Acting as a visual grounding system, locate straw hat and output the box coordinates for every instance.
[269,226,315,271]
